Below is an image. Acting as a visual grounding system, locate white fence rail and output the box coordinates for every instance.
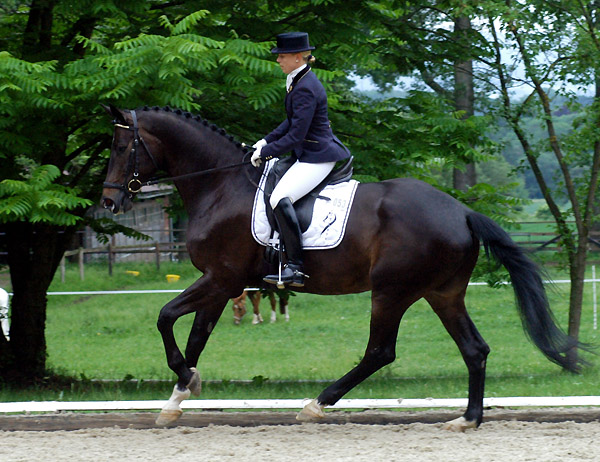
[2,396,600,413]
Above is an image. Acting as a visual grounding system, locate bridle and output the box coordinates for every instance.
[103,110,160,196]
[103,109,256,198]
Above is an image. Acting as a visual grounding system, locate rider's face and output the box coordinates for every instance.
[276,53,304,74]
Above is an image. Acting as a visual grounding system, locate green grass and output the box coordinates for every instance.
[1,260,599,402]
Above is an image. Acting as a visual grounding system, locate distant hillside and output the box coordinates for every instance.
[353,87,592,200]
[355,89,407,100]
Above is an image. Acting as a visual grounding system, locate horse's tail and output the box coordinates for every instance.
[466,212,590,373]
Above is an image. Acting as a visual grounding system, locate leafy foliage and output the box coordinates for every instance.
[85,217,151,245]
[0,165,92,225]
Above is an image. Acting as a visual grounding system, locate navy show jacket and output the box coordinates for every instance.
[261,66,351,163]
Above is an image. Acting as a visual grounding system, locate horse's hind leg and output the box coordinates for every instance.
[426,292,490,431]
[298,290,409,421]
[268,292,277,323]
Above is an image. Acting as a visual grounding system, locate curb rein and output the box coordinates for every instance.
[102,109,256,199]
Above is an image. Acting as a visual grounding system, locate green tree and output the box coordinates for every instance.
[0,0,502,382]
[0,1,278,380]
[476,0,600,364]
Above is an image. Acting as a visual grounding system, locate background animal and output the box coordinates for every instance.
[231,289,291,325]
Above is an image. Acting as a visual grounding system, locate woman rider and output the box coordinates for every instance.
[251,32,351,287]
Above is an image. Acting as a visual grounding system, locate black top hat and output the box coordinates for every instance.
[271,32,315,54]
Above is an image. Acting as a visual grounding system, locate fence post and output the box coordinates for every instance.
[60,256,66,283]
[108,242,113,276]
[78,247,85,281]
[155,242,160,270]
[593,265,597,331]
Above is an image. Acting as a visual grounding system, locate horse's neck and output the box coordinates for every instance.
[159,126,255,219]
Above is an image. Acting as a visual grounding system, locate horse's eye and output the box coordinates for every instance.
[117,145,127,154]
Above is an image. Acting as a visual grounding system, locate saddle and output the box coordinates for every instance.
[263,156,354,233]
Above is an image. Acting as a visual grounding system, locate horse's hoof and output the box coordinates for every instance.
[155,408,183,426]
[442,416,478,432]
[188,367,202,396]
[296,399,325,422]
[156,384,191,426]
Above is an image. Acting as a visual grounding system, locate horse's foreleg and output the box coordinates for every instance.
[298,291,407,421]
[279,293,289,322]
[268,292,277,323]
[250,291,263,324]
[427,293,490,431]
[155,276,229,425]
[183,309,222,395]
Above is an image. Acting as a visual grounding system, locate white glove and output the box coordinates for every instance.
[251,145,263,167]
[253,139,267,149]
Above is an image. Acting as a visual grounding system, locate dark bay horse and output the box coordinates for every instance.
[101,105,588,431]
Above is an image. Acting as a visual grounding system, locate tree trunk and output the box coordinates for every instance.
[592,75,600,234]
[22,0,56,59]
[568,250,586,332]
[0,222,73,381]
[566,240,589,367]
[453,15,476,190]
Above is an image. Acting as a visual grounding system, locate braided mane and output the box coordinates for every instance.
[139,105,250,153]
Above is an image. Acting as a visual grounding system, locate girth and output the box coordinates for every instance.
[263,156,353,233]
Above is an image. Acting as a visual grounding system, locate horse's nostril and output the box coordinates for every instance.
[102,198,114,209]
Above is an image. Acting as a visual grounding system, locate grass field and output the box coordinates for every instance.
[1,258,597,403]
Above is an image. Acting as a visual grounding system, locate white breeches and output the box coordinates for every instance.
[269,160,336,209]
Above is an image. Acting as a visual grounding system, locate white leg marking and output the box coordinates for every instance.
[252,313,263,324]
[270,310,277,323]
[442,416,478,432]
[155,385,191,426]
[283,304,289,322]
[296,399,326,422]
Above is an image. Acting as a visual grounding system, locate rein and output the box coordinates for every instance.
[144,156,253,188]
[103,109,255,196]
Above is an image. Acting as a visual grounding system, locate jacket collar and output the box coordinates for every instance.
[287,65,311,94]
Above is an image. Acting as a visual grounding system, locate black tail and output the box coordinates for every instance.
[467,212,590,373]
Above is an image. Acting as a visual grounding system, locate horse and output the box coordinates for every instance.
[101,104,589,431]
[231,289,290,325]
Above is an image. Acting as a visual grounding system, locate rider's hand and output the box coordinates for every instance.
[251,147,263,167]
[253,139,267,149]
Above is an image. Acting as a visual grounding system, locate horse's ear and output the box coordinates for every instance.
[100,103,127,125]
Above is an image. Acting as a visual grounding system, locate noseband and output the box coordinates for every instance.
[103,110,159,197]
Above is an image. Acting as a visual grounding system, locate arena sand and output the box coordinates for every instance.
[1,409,599,462]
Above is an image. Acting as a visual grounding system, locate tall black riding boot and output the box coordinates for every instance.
[263,198,307,288]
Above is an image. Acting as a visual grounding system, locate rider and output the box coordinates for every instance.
[251,32,351,287]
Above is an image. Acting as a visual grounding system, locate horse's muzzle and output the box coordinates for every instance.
[101,190,132,214]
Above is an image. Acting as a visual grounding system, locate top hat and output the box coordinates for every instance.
[271,32,315,54]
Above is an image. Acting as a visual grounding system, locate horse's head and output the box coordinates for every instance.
[231,292,248,325]
[101,104,161,213]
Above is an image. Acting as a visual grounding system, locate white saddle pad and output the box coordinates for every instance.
[251,159,359,250]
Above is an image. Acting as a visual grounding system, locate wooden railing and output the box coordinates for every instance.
[58,231,600,281]
[60,242,189,281]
